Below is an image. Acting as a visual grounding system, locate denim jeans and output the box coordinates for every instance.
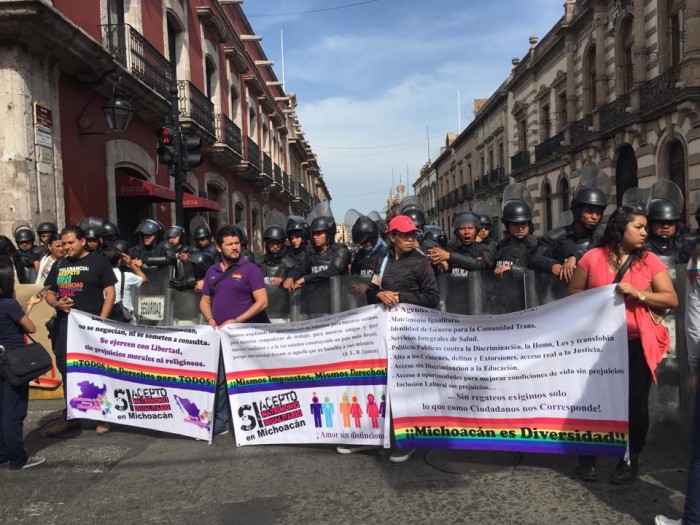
[684,383,700,524]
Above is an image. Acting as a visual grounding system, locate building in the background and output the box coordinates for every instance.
[385,178,406,219]
[425,0,700,235]
[0,0,329,252]
[413,161,438,225]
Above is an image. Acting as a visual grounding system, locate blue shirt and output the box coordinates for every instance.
[0,298,26,348]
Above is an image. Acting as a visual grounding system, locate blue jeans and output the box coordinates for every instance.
[213,354,230,435]
[684,383,700,524]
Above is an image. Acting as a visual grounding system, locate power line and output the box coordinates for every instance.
[248,0,378,18]
[315,134,446,150]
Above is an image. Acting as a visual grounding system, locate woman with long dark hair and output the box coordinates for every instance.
[568,206,678,483]
[0,256,43,469]
[0,236,26,284]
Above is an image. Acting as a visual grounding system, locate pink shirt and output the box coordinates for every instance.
[578,247,668,339]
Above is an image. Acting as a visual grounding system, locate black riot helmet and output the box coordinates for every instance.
[403,208,425,231]
[84,226,100,241]
[192,224,212,240]
[647,199,681,222]
[165,225,186,243]
[263,225,286,243]
[452,212,481,234]
[100,221,120,242]
[501,200,532,223]
[310,216,336,241]
[572,187,607,218]
[14,228,35,243]
[135,219,163,239]
[352,217,379,246]
[286,216,310,242]
[37,222,58,235]
[422,226,447,250]
[112,240,130,255]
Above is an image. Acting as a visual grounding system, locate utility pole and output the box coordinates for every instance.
[167,83,185,227]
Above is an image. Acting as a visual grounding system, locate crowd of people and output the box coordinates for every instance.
[0,179,699,522]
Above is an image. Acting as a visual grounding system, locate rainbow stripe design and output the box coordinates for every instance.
[227,358,387,395]
[67,352,217,393]
[393,416,628,456]
[231,273,243,280]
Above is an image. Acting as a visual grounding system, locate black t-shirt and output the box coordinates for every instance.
[44,252,118,315]
[0,298,26,348]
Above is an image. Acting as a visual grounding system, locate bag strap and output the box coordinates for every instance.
[210,263,239,296]
[119,268,126,299]
[613,255,635,284]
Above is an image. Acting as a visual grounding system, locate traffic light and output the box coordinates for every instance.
[156,126,176,165]
[182,134,203,171]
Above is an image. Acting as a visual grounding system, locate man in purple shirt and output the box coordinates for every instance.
[200,225,268,436]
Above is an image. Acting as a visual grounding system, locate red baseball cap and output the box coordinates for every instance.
[388,215,420,233]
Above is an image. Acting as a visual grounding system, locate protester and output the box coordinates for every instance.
[568,206,678,483]
[200,225,268,436]
[42,226,117,437]
[0,256,44,469]
[337,214,439,462]
[103,245,148,322]
[35,234,65,285]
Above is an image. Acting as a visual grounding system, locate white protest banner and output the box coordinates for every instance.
[66,311,219,442]
[389,285,629,456]
[220,305,390,447]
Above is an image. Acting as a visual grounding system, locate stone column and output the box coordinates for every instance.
[594,11,608,108]
[682,0,700,84]
[656,0,669,73]
[632,0,647,85]
[565,37,577,127]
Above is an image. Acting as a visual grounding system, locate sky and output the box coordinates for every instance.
[242,0,565,223]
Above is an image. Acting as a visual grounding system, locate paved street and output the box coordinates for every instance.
[0,399,690,524]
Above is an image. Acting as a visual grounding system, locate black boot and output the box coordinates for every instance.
[577,454,597,481]
[610,454,638,485]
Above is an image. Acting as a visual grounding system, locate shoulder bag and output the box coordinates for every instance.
[109,269,133,323]
[0,335,53,386]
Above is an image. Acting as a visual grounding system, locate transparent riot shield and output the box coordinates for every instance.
[266,284,291,322]
[170,287,202,326]
[523,270,569,308]
[131,266,174,326]
[330,275,370,314]
[438,270,526,315]
[295,279,332,320]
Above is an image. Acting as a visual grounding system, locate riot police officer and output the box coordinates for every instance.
[100,221,120,247]
[163,225,188,264]
[494,184,551,277]
[542,185,607,282]
[428,212,495,276]
[191,223,219,261]
[283,216,312,290]
[679,202,700,263]
[292,216,351,289]
[36,221,59,250]
[647,198,682,264]
[84,226,102,254]
[350,216,387,278]
[129,219,169,267]
[13,227,38,281]
[421,225,449,276]
[257,225,295,286]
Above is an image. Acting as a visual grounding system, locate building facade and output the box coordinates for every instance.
[0,0,329,252]
[422,0,700,238]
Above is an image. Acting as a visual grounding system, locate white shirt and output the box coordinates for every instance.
[113,268,143,312]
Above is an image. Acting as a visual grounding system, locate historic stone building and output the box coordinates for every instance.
[419,0,700,237]
[0,0,329,251]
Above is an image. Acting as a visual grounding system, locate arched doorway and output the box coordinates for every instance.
[115,167,154,245]
[615,145,638,207]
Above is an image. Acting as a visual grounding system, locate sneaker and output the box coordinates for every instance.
[21,457,46,470]
[610,459,636,484]
[654,516,681,525]
[336,445,377,454]
[95,422,112,435]
[389,447,416,463]
[42,419,80,437]
[214,429,229,436]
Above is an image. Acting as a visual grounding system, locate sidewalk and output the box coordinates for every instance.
[0,399,689,524]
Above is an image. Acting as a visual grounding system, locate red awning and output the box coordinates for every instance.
[115,173,176,202]
[183,192,220,211]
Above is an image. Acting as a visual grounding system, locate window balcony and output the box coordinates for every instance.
[245,137,261,170]
[599,94,630,132]
[569,114,595,146]
[640,65,682,112]
[177,80,215,138]
[510,150,531,172]
[461,184,473,201]
[534,132,564,162]
[100,24,173,101]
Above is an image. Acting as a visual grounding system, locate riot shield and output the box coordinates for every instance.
[523,270,568,308]
[438,270,526,315]
[399,196,424,213]
[576,165,612,202]
[78,216,105,232]
[330,275,370,314]
[265,283,291,322]
[306,201,334,225]
[557,210,574,228]
[131,266,173,326]
[264,209,287,228]
[622,187,650,214]
[367,210,386,237]
[296,278,332,320]
[502,183,534,215]
[647,179,684,216]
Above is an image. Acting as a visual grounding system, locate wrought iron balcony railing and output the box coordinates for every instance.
[569,114,595,145]
[100,24,173,99]
[461,184,473,201]
[214,114,243,157]
[599,94,630,132]
[510,150,531,172]
[274,164,283,186]
[177,80,215,135]
[263,153,272,178]
[640,65,682,111]
[246,137,261,169]
[534,132,564,162]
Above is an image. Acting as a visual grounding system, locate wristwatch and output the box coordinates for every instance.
[637,291,646,302]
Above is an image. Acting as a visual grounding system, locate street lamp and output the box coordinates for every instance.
[77,74,134,136]
[260,185,271,202]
